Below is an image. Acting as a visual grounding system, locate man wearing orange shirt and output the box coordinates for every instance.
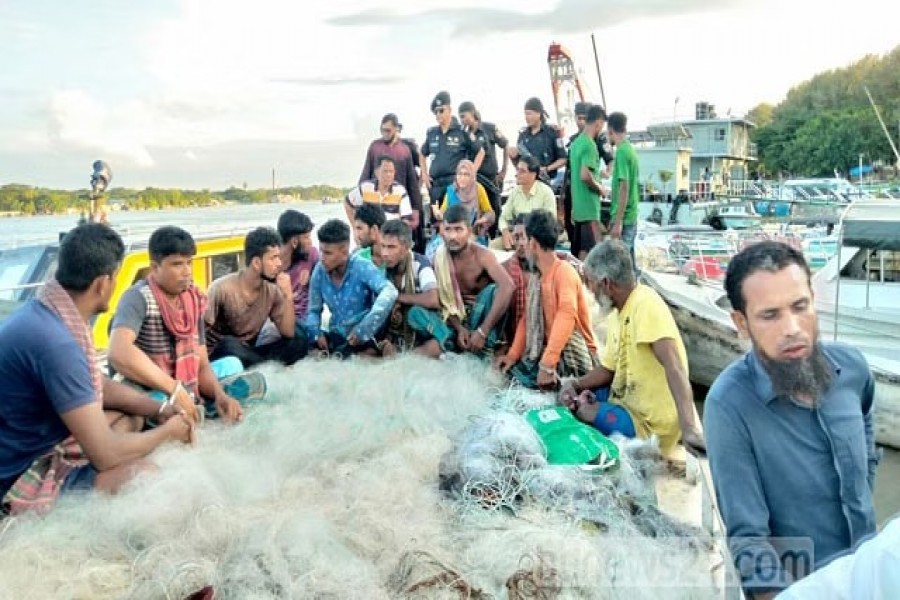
[497,210,598,388]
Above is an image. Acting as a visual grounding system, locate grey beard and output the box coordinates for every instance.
[759,343,833,404]
[594,290,614,318]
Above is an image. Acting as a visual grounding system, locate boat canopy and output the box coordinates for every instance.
[840,200,900,251]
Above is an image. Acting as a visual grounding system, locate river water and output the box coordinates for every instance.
[0,201,345,249]
[1,203,897,526]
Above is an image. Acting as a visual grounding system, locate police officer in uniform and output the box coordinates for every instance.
[420,91,485,216]
[508,97,567,189]
[458,100,508,237]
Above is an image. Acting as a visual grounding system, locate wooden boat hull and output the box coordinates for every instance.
[642,270,900,449]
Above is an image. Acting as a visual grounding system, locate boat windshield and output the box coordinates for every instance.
[840,249,900,283]
[0,245,57,320]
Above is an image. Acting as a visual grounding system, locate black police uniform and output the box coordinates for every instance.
[515,123,567,182]
[467,121,508,230]
[421,117,480,205]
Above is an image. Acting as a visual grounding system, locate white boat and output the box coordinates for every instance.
[641,201,900,448]
[813,200,900,448]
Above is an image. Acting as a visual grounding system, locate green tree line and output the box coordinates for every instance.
[748,45,900,177]
[0,183,349,216]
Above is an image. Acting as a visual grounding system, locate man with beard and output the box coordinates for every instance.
[353,203,386,271]
[277,210,318,326]
[560,239,705,460]
[109,226,250,425]
[204,227,306,367]
[496,211,598,389]
[358,114,423,236]
[306,219,398,357]
[379,219,448,358]
[432,204,513,356]
[705,241,878,597]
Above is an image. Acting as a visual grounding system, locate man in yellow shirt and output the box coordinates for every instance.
[560,239,705,459]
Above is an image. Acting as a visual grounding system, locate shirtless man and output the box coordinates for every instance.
[432,204,514,354]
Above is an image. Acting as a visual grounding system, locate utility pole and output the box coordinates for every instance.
[590,33,607,109]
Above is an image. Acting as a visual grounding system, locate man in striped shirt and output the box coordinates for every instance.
[345,156,416,228]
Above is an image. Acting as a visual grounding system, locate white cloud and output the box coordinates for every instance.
[2,0,899,188]
[45,89,156,168]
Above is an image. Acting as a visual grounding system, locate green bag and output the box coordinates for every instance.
[525,406,620,467]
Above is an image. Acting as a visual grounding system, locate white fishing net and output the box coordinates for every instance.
[0,354,718,599]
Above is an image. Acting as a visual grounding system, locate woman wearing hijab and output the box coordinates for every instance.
[433,160,495,245]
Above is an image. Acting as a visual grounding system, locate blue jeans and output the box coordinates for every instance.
[622,223,638,274]
[61,464,98,494]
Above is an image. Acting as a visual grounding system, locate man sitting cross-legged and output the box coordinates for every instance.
[109,226,265,424]
[306,219,398,357]
[497,210,599,389]
[0,224,193,516]
[378,219,451,358]
[205,227,307,368]
[430,204,514,356]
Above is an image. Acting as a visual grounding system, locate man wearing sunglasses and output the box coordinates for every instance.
[420,91,485,217]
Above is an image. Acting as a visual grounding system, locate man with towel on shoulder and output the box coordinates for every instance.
[109,226,265,423]
[426,204,514,356]
[0,224,193,516]
[496,210,599,389]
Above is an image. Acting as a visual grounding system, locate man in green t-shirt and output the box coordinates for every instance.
[608,112,640,267]
[567,105,608,259]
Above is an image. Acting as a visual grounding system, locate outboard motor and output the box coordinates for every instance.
[88,160,112,223]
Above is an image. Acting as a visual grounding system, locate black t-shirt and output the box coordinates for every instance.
[421,119,480,182]
[468,121,508,179]
[516,123,567,177]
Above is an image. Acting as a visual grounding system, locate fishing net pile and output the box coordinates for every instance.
[0,355,718,599]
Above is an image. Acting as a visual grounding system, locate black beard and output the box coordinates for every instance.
[759,343,833,403]
[260,273,278,284]
[291,247,308,265]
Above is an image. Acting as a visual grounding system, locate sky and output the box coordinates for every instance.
[1,0,898,190]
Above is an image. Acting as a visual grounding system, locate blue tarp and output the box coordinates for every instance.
[849,164,874,177]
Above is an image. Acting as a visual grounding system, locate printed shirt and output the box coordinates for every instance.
[498,181,557,230]
[704,342,877,592]
[345,180,412,220]
[601,284,686,457]
[358,139,423,213]
[305,254,398,341]
[111,280,206,365]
